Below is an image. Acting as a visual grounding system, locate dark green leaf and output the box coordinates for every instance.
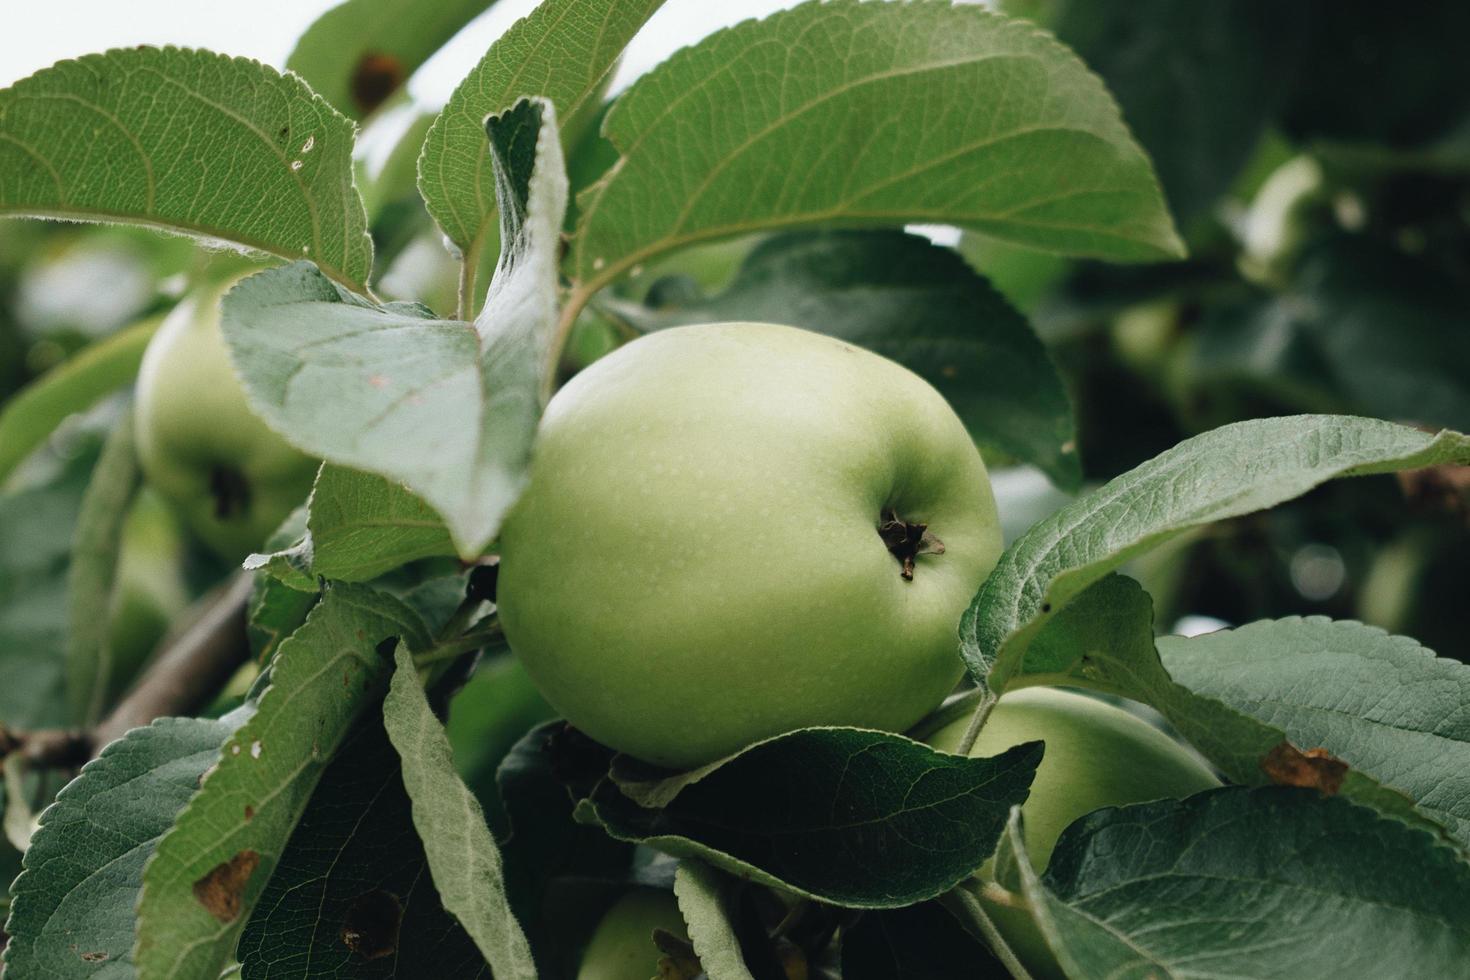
[605,230,1080,488]
[842,901,1005,979]
[4,716,241,979]
[577,728,1041,909]
[237,702,489,979]
[134,584,432,979]
[496,723,635,978]
[1038,0,1300,223]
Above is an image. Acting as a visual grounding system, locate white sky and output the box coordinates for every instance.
[0,0,804,104]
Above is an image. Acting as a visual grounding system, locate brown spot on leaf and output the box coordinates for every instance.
[244,804,255,821]
[1261,741,1348,794]
[351,52,405,116]
[367,373,390,388]
[192,850,260,922]
[79,951,109,963]
[341,890,402,960]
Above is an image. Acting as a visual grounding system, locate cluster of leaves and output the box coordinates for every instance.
[0,1,1467,978]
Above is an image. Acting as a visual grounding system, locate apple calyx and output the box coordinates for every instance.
[209,465,251,520]
[878,509,946,581]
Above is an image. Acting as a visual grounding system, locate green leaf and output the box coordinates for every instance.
[3,716,241,979]
[444,653,553,833]
[576,728,1041,909]
[604,230,1080,488]
[133,583,431,979]
[237,701,491,979]
[1011,788,1470,978]
[1035,0,1300,224]
[0,317,159,488]
[65,407,140,726]
[496,723,636,977]
[306,466,455,581]
[841,901,1002,979]
[0,48,374,292]
[673,861,754,980]
[1160,617,1470,848]
[963,415,1470,693]
[1013,575,1449,846]
[419,0,665,311]
[245,506,319,662]
[224,98,566,555]
[1280,1,1470,150]
[383,644,536,979]
[572,1,1184,297]
[0,426,104,730]
[1260,238,1470,431]
[287,0,501,118]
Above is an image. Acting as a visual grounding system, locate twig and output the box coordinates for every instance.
[1,572,255,767]
[89,571,254,754]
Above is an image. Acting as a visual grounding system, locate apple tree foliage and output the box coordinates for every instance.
[0,1,1467,977]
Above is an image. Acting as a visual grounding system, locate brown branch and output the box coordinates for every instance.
[89,571,255,754]
[3,570,259,773]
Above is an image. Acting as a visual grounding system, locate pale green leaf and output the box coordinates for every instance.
[223,98,566,555]
[383,644,535,979]
[306,465,454,581]
[1015,575,1448,845]
[419,0,664,310]
[572,1,1184,295]
[1160,617,1470,848]
[0,48,373,292]
[1009,789,1470,978]
[673,861,755,980]
[963,415,1470,692]
[65,407,140,726]
[132,584,430,980]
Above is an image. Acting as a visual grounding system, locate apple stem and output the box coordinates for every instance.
[955,690,998,757]
[877,509,945,581]
[940,884,1037,980]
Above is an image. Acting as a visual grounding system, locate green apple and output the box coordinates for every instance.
[577,889,687,980]
[135,275,318,560]
[927,686,1219,978]
[497,322,1003,769]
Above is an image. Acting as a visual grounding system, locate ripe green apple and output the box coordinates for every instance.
[927,686,1219,977]
[135,275,318,560]
[577,889,687,980]
[497,322,1003,769]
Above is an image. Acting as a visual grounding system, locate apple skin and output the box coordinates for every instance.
[497,322,1003,769]
[928,686,1219,978]
[577,889,687,980]
[135,276,318,560]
